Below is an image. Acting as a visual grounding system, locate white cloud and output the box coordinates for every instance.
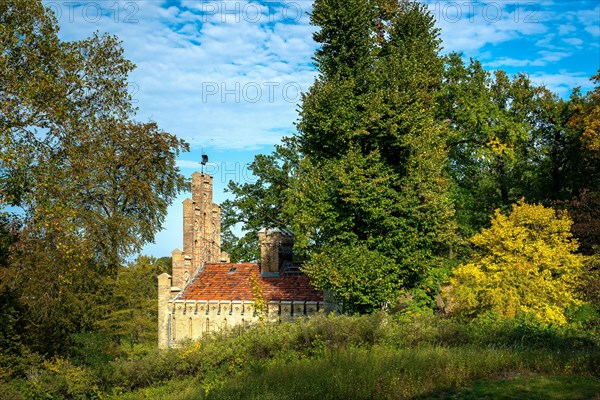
[558,24,577,35]
[556,5,600,41]
[431,1,548,57]
[535,33,557,49]
[575,5,600,26]
[563,37,584,46]
[586,25,600,37]
[484,50,570,68]
[51,0,318,150]
[538,50,571,62]
[485,57,537,68]
[529,70,594,96]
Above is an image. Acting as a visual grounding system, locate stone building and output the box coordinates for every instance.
[158,172,324,349]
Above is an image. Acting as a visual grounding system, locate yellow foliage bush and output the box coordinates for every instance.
[450,199,585,324]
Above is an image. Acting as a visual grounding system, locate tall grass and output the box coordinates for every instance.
[207,345,585,400]
[3,313,598,399]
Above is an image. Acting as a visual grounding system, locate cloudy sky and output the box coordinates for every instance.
[46,0,600,258]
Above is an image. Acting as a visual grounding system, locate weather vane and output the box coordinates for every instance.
[200,148,208,173]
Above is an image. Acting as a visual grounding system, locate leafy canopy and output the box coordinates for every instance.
[450,200,585,324]
[220,1,456,312]
[293,0,455,311]
[1,0,189,275]
[0,0,188,354]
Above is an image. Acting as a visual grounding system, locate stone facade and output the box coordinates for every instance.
[158,269,323,349]
[171,172,227,289]
[158,172,324,349]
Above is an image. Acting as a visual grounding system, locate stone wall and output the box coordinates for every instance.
[159,295,323,348]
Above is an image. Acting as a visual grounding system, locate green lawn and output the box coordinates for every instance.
[422,375,600,400]
[116,372,600,400]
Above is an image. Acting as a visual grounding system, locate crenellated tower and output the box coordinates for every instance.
[172,172,223,288]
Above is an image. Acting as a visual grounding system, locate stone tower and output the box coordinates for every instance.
[257,228,294,274]
[172,172,222,288]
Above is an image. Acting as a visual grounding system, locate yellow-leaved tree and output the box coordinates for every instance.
[450,200,585,324]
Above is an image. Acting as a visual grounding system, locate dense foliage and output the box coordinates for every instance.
[0,0,187,356]
[1,313,597,399]
[223,0,599,314]
[224,0,456,312]
[450,201,585,324]
[1,1,599,398]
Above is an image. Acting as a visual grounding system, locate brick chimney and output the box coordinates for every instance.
[257,228,293,275]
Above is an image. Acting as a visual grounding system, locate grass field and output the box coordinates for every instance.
[2,313,598,399]
[114,356,600,400]
[422,375,600,400]
[106,313,599,400]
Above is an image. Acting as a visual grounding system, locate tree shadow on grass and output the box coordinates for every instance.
[416,375,600,400]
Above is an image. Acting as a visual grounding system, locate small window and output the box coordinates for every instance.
[228,267,237,274]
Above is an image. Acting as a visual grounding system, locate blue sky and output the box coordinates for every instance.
[45,0,600,258]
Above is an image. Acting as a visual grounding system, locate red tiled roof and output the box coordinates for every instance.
[179,263,323,302]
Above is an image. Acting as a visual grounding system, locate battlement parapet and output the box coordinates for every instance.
[165,299,324,347]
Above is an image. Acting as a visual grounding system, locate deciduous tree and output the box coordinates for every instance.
[450,200,585,324]
[220,140,299,262]
[97,256,169,348]
[0,0,188,353]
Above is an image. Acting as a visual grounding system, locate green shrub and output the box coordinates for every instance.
[68,332,115,368]
[8,313,596,399]
[15,357,102,400]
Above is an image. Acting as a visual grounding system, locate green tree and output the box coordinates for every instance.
[437,54,546,236]
[222,1,455,311]
[0,216,25,358]
[568,72,600,158]
[32,118,188,273]
[1,1,188,271]
[221,140,299,262]
[450,200,585,324]
[97,256,168,349]
[0,0,188,353]
[559,73,600,255]
[2,1,188,270]
[4,224,109,353]
[293,0,455,312]
[305,244,399,313]
[1,0,64,206]
[438,56,599,250]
